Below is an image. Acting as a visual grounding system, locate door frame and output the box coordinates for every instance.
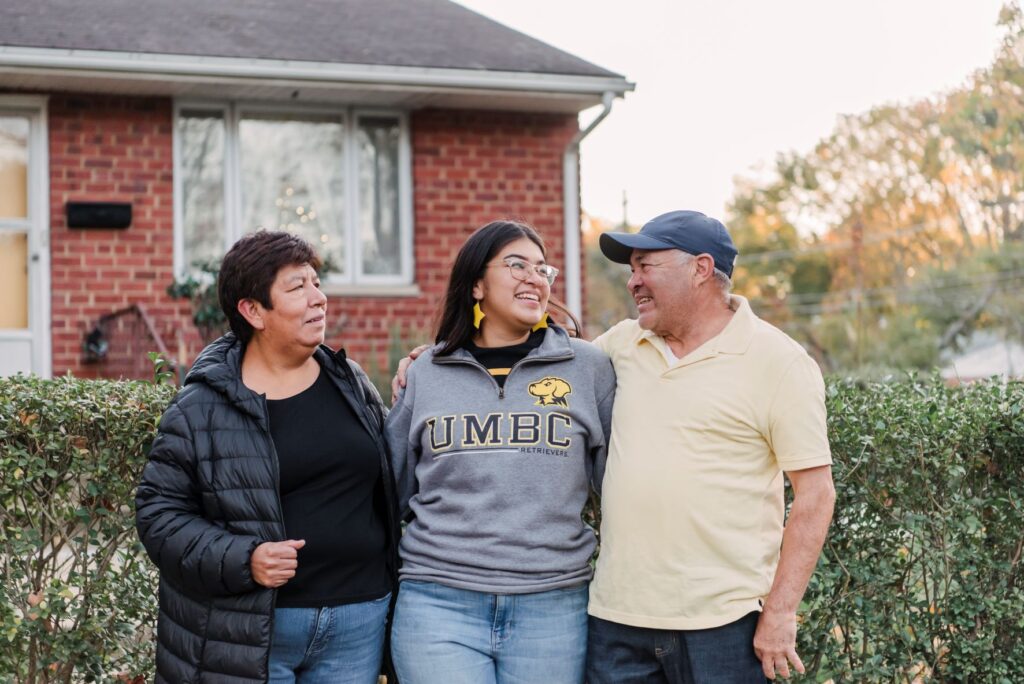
[0,95,51,378]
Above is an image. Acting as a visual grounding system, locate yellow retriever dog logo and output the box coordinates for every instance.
[528,377,572,407]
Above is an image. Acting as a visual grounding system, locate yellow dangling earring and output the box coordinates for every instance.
[473,301,486,329]
[532,313,550,332]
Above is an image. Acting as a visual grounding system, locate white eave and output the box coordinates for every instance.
[0,45,634,112]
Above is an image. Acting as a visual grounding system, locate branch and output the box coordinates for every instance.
[938,283,998,351]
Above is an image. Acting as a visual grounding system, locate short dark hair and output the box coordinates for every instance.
[218,231,322,345]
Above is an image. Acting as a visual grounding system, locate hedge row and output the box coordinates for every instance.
[0,374,1021,682]
[0,375,173,683]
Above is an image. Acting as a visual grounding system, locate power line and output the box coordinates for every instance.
[739,221,951,265]
[753,265,1024,307]
[754,268,1024,316]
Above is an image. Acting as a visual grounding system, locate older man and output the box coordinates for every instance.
[586,210,835,683]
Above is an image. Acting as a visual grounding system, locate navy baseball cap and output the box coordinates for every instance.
[599,210,739,277]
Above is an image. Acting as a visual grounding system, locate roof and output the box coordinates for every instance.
[0,0,620,78]
[0,0,631,111]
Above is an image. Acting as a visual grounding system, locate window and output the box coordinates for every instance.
[174,104,413,286]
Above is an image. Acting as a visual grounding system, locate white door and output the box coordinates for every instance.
[0,97,50,378]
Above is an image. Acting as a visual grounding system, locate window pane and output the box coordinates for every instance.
[0,116,29,219]
[358,117,401,276]
[0,232,28,328]
[179,111,225,269]
[239,114,346,274]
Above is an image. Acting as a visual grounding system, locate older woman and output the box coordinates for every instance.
[136,230,398,684]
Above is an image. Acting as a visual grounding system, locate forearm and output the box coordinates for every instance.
[763,483,835,614]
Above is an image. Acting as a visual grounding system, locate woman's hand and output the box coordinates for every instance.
[391,344,431,404]
[251,539,305,588]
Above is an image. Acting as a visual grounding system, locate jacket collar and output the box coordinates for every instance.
[432,325,576,365]
[185,333,353,426]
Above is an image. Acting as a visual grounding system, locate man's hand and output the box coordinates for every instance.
[753,608,804,679]
[390,344,431,404]
[754,465,834,679]
[251,539,305,588]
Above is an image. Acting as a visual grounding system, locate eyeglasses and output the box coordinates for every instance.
[490,256,559,285]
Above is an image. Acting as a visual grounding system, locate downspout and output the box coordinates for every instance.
[563,90,616,320]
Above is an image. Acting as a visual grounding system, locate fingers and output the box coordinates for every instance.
[396,357,412,389]
[788,649,805,675]
[775,656,790,679]
[251,540,305,588]
[759,650,804,680]
[761,653,775,680]
[395,345,429,390]
[267,540,305,558]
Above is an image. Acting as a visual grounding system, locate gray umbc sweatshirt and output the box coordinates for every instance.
[385,326,616,594]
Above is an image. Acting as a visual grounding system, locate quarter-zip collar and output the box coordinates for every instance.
[432,325,576,367]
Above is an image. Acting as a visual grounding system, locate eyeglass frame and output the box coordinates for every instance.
[487,256,559,286]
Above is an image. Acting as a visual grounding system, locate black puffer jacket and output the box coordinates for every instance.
[136,334,400,683]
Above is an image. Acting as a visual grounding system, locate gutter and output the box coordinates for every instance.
[563,91,616,321]
[0,46,632,97]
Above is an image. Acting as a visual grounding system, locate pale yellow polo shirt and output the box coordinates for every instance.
[588,295,831,630]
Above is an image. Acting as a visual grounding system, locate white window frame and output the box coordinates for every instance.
[0,95,51,378]
[173,100,414,290]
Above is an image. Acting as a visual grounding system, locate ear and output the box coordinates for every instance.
[693,254,716,284]
[472,279,485,302]
[237,298,266,331]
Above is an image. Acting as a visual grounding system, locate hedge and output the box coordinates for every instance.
[0,374,1021,682]
[0,375,173,682]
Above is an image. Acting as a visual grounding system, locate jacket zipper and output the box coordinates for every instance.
[258,394,285,678]
[432,352,574,399]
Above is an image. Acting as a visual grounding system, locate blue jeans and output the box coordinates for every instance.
[586,612,767,684]
[268,593,390,684]
[391,580,589,684]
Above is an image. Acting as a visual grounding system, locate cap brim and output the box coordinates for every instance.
[599,232,678,263]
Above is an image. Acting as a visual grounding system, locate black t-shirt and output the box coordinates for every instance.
[266,368,390,608]
[464,329,545,387]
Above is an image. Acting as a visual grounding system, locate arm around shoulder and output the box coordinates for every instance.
[383,364,420,520]
[347,358,389,423]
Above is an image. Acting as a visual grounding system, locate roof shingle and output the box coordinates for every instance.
[0,0,621,78]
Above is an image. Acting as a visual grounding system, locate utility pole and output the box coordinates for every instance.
[850,217,865,367]
[620,190,629,229]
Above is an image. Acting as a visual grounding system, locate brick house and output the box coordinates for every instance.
[0,0,631,382]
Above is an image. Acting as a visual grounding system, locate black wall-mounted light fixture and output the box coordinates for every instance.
[67,201,132,229]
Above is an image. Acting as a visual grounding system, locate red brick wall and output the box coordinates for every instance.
[45,95,580,383]
[48,94,199,379]
[336,109,580,382]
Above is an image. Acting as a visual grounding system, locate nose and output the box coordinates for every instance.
[524,267,548,287]
[310,284,328,308]
[627,270,642,292]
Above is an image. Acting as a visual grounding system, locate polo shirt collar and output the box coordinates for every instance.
[638,295,757,363]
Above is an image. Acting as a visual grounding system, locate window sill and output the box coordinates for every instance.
[321,283,422,298]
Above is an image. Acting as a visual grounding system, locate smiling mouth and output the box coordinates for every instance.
[635,295,653,306]
[515,293,541,303]
[305,315,325,324]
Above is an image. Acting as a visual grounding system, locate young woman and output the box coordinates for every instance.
[136,231,399,684]
[385,220,616,684]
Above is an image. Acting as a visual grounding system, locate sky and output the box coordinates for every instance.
[456,0,1007,226]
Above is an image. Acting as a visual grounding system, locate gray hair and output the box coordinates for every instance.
[676,251,732,300]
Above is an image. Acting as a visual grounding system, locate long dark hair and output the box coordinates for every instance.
[434,220,579,356]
